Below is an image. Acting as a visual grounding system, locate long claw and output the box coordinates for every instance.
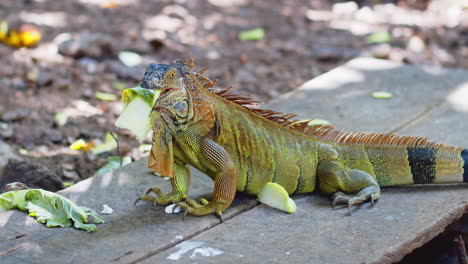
[146,187,163,196]
[134,198,142,206]
[216,211,223,223]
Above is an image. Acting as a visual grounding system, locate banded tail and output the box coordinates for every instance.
[463,149,468,183]
[291,124,468,186]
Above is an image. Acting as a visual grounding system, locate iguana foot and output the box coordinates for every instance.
[332,185,380,215]
[134,188,186,206]
[177,199,225,220]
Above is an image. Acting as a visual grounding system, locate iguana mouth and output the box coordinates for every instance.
[160,87,179,96]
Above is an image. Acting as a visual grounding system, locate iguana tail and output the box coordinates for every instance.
[297,125,468,187]
[462,149,468,183]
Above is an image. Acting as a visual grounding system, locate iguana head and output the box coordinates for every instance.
[141,62,187,92]
[141,59,215,138]
[141,60,195,132]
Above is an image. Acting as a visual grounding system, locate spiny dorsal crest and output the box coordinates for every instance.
[179,59,460,150]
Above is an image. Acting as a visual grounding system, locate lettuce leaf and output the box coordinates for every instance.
[0,189,105,232]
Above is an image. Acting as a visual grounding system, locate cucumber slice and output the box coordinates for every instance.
[257,182,297,213]
[115,87,159,141]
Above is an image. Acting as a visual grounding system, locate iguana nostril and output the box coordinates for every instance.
[141,80,149,89]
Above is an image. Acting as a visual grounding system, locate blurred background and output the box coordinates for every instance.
[0,0,467,190]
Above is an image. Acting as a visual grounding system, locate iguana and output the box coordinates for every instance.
[135,59,468,218]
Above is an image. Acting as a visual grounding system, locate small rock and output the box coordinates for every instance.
[1,109,30,122]
[37,69,53,86]
[0,140,20,176]
[369,43,391,59]
[101,204,114,214]
[62,162,74,171]
[312,45,360,61]
[25,68,39,83]
[78,58,99,73]
[44,129,63,143]
[2,182,29,193]
[0,159,64,192]
[82,89,93,98]
[0,122,14,138]
[145,15,183,33]
[10,77,26,90]
[62,169,80,181]
[54,78,71,90]
[407,35,425,53]
[332,1,358,16]
[108,62,145,81]
[58,33,114,59]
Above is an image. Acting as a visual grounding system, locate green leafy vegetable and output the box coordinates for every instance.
[257,182,296,213]
[366,32,392,44]
[121,86,158,106]
[63,181,74,187]
[112,82,127,90]
[238,28,265,41]
[69,139,94,151]
[372,91,393,99]
[96,92,117,101]
[92,133,118,155]
[115,87,159,141]
[19,148,28,155]
[55,112,68,127]
[0,189,105,232]
[93,156,132,177]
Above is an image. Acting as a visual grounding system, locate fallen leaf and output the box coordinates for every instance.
[238,28,265,41]
[69,139,95,151]
[0,189,105,232]
[19,148,28,155]
[366,32,392,44]
[112,82,127,90]
[92,133,117,155]
[95,92,117,101]
[54,112,68,127]
[372,91,393,99]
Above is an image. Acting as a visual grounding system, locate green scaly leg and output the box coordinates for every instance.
[317,161,380,215]
[178,137,237,219]
[135,162,190,206]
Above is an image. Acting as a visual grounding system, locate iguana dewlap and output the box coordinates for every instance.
[135,59,467,218]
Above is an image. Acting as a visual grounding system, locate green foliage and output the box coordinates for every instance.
[0,189,105,232]
[92,133,118,154]
[238,28,265,41]
[95,92,117,101]
[366,32,392,44]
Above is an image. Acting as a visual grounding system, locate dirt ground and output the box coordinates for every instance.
[0,0,467,187]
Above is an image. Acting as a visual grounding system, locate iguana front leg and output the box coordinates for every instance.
[136,162,190,205]
[178,137,237,218]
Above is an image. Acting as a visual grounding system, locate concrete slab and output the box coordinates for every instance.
[0,160,257,264]
[0,58,467,264]
[143,186,467,264]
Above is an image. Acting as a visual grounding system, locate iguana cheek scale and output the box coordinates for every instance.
[135,59,468,218]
